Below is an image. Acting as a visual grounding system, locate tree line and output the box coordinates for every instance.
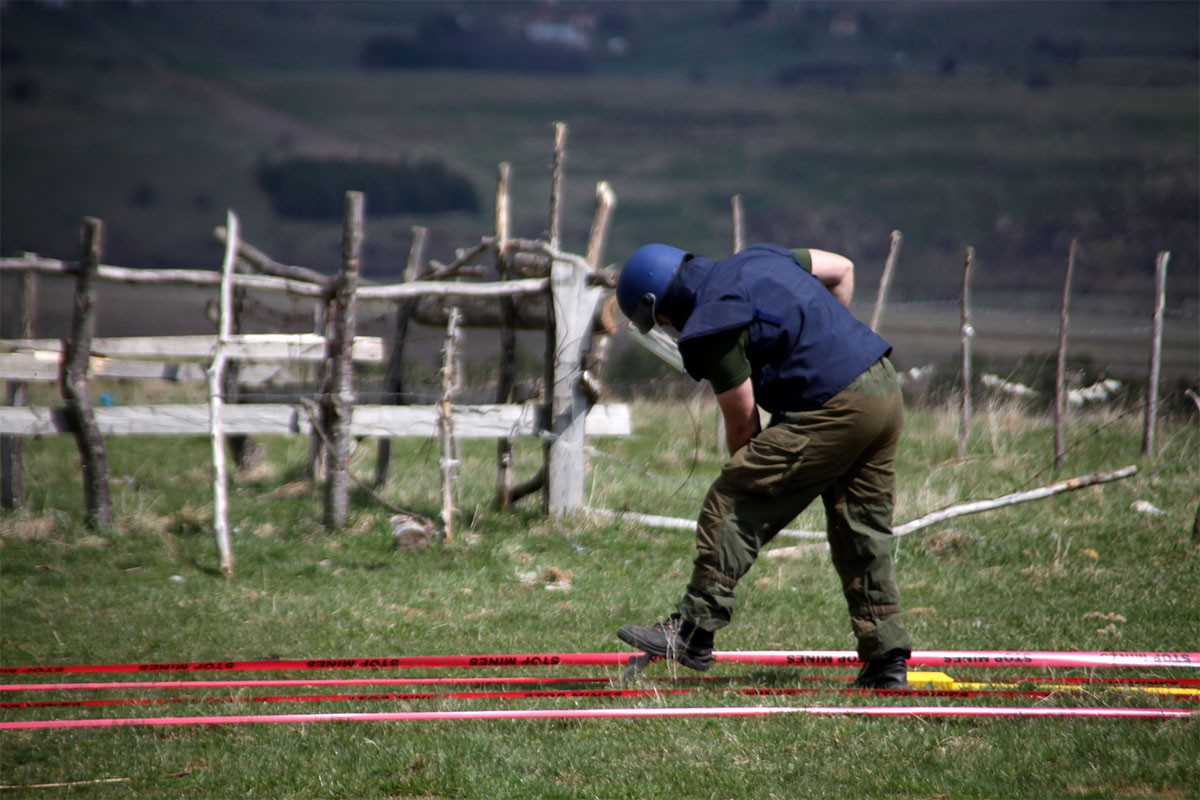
[256,157,479,220]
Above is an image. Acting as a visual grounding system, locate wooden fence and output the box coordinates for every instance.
[1,126,629,575]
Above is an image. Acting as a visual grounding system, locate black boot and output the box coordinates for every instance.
[617,613,714,672]
[855,649,910,689]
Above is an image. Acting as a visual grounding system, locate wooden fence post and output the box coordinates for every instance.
[1,270,35,510]
[1142,250,1169,457]
[494,163,517,510]
[546,256,603,516]
[307,300,328,481]
[717,193,749,452]
[223,257,253,469]
[539,125,568,512]
[585,181,616,269]
[207,210,239,577]
[870,230,902,333]
[439,307,462,541]
[60,218,113,529]
[731,194,746,254]
[322,192,363,531]
[582,181,618,401]
[375,225,427,487]
[958,246,975,460]
[549,122,567,251]
[1054,239,1078,470]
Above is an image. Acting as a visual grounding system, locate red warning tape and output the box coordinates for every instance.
[4,673,1197,694]
[3,649,1197,676]
[0,676,623,693]
[13,681,1163,711]
[1,705,1191,730]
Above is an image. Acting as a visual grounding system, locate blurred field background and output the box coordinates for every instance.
[2,0,1197,385]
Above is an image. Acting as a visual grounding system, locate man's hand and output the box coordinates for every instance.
[716,378,760,456]
[809,249,854,308]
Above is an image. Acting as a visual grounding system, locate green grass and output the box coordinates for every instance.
[2,398,1198,798]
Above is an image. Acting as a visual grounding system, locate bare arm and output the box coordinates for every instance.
[715,378,760,456]
[809,249,854,308]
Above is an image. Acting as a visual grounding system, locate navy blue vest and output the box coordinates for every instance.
[659,243,892,413]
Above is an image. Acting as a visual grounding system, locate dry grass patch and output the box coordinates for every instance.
[0,514,57,542]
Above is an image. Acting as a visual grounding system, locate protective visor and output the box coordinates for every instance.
[630,292,658,334]
[627,323,684,373]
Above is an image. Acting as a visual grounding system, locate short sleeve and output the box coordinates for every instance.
[685,329,751,395]
[790,248,813,273]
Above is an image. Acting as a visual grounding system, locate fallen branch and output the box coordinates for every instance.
[764,465,1139,559]
[891,465,1138,537]
[0,777,131,790]
[592,466,1140,559]
[586,508,824,540]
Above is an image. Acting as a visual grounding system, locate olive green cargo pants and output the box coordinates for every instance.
[676,357,912,661]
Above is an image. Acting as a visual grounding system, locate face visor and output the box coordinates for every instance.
[629,292,659,335]
[626,322,684,373]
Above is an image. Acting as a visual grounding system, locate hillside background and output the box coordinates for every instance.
[1,0,1196,379]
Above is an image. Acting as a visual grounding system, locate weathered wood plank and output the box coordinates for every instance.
[0,255,327,297]
[0,353,286,383]
[356,277,548,302]
[0,403,630,438]
[0,405,301,436]
[547,256,604,516]
[2,335,385,363]
[1,255,547,302]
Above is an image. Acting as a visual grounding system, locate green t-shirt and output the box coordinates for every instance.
[688,248,813,394]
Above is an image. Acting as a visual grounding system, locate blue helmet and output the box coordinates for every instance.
[616,244,688,333]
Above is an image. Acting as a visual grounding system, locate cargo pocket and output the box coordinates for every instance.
[719,423,809,497]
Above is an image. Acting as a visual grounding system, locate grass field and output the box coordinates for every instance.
[1,396,1197,798]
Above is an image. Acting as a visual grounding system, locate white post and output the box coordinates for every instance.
[207,210,239,578]
[547,256,603,516]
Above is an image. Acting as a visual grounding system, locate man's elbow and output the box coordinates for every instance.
[834,263,854,307]
[831,254,855,282]
[830,254,854,288]
[810,250,854,298]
